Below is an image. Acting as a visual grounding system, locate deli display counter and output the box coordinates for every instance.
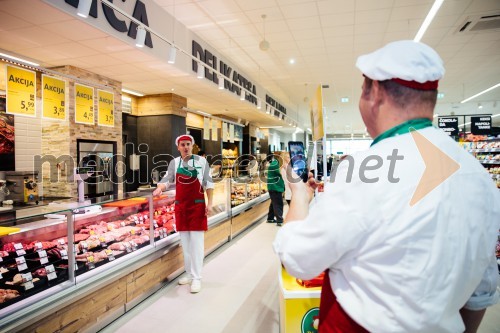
[0,177,269,332]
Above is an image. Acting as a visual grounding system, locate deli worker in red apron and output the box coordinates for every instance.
[274,41,499,332]
[154,134,214,293]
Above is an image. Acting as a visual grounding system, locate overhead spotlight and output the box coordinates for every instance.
[266,105,271,114]
[240,89,245,101]
[135,26,147,48]
[478,103,483,109]
[237,118,242,124]
[218,75,224,89]
[197,62,204,79]
[167,45,176,64]
[257,99,262,109]
[77,0,92,18]
[245,121,250,126]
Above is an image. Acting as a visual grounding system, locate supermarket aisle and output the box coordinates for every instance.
[101,218,282,333]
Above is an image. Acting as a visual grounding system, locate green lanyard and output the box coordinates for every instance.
[371,118,433,146]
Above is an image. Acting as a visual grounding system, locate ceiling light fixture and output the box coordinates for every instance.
[197,110,211,117]
[122,88,144,97]
[218,75,224,89]
[167,45,176,64]
[77,0,92,18]
[197,62,204,79]
[257,99,262,109]
[414,0,444,42]
[341,97,349,103]
[289,59,295,64]
[266,105,271,114]
[0,52,40,67]
[259,14,270,51]
[478,103,483,109]
[260,126,283,129]
[460,83,500,103]
[240,89,245,101]
[244,121,249,126]
[135,26,147,48]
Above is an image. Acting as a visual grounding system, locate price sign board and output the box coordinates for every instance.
[42,75,66,120]
[471,116,491,135]
[6,65,36,117]
[75,83,94,125]
[438,117,459,136]
[97,89,114,127]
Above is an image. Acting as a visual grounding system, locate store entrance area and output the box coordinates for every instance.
[101,218,281,333]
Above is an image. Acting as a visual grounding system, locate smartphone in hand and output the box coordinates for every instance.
[288,141,308,182]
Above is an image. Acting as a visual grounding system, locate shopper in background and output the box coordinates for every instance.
[266,152,285,226]
[198,150,206,158]
[274,40,500,333]
[153,135,213,294]
[279,151,292,206]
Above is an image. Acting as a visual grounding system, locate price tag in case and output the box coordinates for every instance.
[87,255,95,270]
[14,243,23,250]
[105,249,115,261]
[60,249,68,260]
[35,242,43,251]
[0,256,3,263]
[58,238,65,245]
[16,256,28,272]
[46,265,57,281]
[22,272,34,290]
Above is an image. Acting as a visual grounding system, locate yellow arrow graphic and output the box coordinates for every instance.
[410,130,460,206]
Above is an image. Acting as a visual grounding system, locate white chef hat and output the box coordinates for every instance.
[356,40,445,90]
[175,134,194,146]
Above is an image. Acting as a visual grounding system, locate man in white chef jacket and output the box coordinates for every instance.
[274,40,500,333]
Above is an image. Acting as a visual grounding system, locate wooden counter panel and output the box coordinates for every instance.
[19,277,127,333]
[231,199,269,236]
[204,219,231,253]
[126,245,184,302]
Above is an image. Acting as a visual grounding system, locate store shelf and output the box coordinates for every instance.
[480,160,500,165]
[469,148,500,153]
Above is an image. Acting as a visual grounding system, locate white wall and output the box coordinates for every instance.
[14,116,42,171]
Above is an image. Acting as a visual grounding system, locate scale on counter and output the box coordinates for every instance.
[74,167,95,203]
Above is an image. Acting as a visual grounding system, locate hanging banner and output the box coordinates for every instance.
[42,75,66,121]
[229,123,235,143]
[97,90,114,127]
[6,65,36,117]
[75,84,94,125]
[309,85,324,141]
[222,122,228,142]
[203,117,210,140]
[211,119,218,141]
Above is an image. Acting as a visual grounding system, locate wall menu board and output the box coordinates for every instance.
[6,65,36,117]
[75,84,94,125]
[471,116,491,135]
[97,90,114,127]
[438,117,458,136]
[42,75,66,121]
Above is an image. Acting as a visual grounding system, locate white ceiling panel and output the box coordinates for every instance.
[0,11,33,31]
[320,13,355,28]
[317,0,355,15]
[355,9,392,24]
[279,3,319,19]
[1,0,71,25]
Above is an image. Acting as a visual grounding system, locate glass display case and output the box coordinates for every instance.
[0,174,270,324]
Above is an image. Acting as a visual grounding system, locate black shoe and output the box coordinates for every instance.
[277,222,282,227]
[266,220,275,223]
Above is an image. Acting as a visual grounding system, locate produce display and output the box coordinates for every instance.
[460,139,500,188]
[0,201,177,309]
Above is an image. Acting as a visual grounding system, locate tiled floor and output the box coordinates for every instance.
[101,219,282,333]
[101,218,500,333]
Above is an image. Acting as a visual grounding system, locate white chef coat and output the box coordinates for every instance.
[159,155,215,190]
[274,127,500,333]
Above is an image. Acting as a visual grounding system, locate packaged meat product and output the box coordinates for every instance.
[0,251,9,257]
[62,234,90,244]
[76,252,94,262]
[28,241,56,251]
[0,289,20,303]
[109,242,126,251]
[33,268,47,278]
[5,274,23,285]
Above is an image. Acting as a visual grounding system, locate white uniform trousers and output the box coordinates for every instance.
[179,231,204,281]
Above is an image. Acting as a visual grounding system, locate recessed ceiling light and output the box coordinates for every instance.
[289,59,295,64]
[437,93,444,99]
[341,97,349,103]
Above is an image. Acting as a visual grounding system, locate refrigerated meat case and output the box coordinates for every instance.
[0,177,269,332]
